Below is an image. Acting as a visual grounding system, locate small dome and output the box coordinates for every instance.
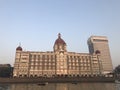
[54,33,66,45]
[95,50,101,54]
[16,46,22,51]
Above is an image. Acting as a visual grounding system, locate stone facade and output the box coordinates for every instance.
[13,33,112,77]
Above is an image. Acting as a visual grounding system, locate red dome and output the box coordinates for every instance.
[54,33,66,45]
[95,50,101,54]
[16,46,22,51]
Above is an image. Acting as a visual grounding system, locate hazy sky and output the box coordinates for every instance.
[0,0,120,68]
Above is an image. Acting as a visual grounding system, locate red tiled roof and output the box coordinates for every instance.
[95,50,101,54]
[54,33,66,45]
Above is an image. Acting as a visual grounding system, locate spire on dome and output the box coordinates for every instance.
[58,33,61,38]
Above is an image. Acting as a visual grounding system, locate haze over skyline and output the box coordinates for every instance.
[0,0,120,68]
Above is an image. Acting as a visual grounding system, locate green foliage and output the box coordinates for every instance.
[114,65,120,74]
[0,67,12,77]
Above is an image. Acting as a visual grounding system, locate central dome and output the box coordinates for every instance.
[54,33,66,45]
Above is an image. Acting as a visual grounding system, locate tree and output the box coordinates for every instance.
[0,64,13,78]
[114,65,120,74]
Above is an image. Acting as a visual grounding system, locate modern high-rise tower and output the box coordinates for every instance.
[87,36,113,74]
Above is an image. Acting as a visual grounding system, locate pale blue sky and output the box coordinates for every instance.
[0,0,120,68]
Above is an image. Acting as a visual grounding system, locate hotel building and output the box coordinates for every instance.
[13,33,113,77]
[87,36,113,74]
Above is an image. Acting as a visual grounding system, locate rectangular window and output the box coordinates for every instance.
[38,55,40,60]
[34,55,36,60]
[42,55,45,60]
[93,39,108,42]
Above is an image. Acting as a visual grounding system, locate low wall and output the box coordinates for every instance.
[0,77,115,84]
